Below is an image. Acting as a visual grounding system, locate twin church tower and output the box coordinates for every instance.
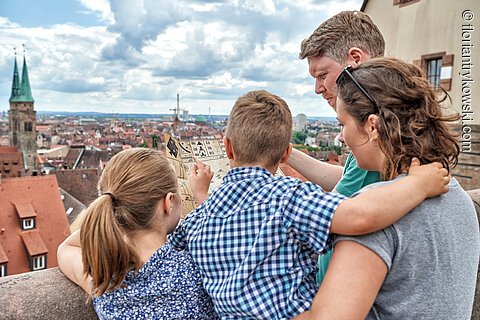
[8,54,37,170]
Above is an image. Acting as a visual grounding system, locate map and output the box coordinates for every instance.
[164,133,230,217]
[164,133,284,217]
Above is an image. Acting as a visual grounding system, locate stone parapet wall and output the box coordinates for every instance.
[452,124,480,191]
[0,267,97,319]
[1,190,479,320]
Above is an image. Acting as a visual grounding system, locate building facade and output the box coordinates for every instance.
[8,56,37,171]
[362,0,480,189]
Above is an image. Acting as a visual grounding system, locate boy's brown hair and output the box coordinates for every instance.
[226,90,292,167]
[300,11,385,63]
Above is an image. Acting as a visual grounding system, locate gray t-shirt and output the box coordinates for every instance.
[335,177,479,320]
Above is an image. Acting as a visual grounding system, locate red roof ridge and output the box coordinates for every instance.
[1,175,57,182]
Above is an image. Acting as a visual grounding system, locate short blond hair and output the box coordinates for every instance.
[300,11,385,63]
[226,90,292,167]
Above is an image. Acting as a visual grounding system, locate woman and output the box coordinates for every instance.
[296,58,479,319]
[57,148,218,319]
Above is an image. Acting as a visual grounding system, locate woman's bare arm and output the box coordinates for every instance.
[293,240,387,319]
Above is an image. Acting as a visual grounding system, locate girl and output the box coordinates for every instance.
[57,148,218,319]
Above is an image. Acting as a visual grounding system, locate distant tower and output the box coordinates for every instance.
[8,48,37,170]
[171,93,181,132]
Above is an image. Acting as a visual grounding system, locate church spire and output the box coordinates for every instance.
[9,52,21,103]
[9,45,34,103]
[20,53,34,103]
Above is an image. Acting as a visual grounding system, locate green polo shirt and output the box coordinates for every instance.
[317,152,380,284]
[335,152,381,197]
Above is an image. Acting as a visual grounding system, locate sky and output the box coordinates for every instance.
[0,0,363,117]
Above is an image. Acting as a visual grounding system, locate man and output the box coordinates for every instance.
[287,10,385,197]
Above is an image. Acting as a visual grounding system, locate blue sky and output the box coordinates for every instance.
[0,0,103,27]
[0,0,362,116]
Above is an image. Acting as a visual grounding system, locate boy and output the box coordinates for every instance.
[170,90,449,319]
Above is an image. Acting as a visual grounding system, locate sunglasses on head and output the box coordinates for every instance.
[336,66,379,113]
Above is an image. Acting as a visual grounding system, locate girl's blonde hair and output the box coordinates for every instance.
[80,148,177,299]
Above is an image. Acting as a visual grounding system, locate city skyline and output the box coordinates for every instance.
[0,0,362,117]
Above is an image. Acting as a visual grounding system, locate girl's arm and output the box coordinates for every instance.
[57,230,91,293]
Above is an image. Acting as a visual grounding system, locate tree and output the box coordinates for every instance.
[139,141,149,148]
[291,131,307,144]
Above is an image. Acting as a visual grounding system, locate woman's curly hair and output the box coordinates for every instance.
[336,57,460,181]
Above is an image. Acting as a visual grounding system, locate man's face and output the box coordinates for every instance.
[307,55,345,109]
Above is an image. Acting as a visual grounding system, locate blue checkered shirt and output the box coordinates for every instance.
[169,167,346,319]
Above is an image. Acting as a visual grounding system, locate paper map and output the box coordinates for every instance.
[164,133,284,217]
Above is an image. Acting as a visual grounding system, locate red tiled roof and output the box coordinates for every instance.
[0,147,25,178]
[54,169,99,206]
[0,175,71,276]
[14,203,37,219]
[0,147,20,153]
[20,230,48,256]
[279,163,307,182]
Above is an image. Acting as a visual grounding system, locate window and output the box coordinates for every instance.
[427,57,442,89]
[24,122,33,132]
[413,52,453,91]
[32,255,46,271]
[22,218,35,230]
[393,0,420,6]
[0,264,6,277]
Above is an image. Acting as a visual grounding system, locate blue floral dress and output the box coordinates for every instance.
[93,242,218,319]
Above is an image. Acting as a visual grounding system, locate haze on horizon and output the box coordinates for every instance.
[0,0,362,117]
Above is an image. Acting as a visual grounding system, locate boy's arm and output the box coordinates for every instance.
[331,159,449,235]
[286,148,343,191]
[292,240,387,320]
[57,230,91,293]
[189,157,214,205]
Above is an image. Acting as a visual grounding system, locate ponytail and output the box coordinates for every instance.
[80,194,140,300]
[78,148,178,300]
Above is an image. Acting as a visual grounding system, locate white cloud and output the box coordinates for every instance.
[0,0,363,116]
[79,0,115,23]
[241,0,277,15]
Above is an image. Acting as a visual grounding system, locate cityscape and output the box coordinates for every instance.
[0,54,346,278]
[0,0,479,318]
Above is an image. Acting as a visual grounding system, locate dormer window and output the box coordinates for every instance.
[20,231,48,272]
[14,203,37,230]
[32,255,46,271]
[22,218,35,230]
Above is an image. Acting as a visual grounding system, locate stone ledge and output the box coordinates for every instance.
[0,190,479,319]
[0,267,97,319]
